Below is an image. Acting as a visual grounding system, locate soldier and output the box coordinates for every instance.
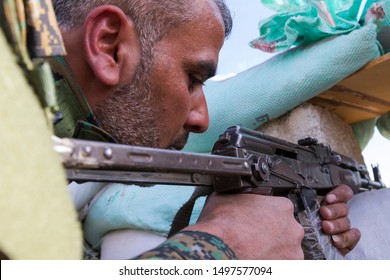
[50,0,360,260]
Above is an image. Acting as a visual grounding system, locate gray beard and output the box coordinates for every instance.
[93,71,160,148]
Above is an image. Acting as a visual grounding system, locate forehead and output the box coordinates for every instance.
[152,1,225,73]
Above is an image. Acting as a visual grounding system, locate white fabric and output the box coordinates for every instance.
[68,181,108,220]
[100,229,166,260]
[338,188,390,260]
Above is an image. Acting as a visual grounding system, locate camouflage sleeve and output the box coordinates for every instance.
[133,231,237,260]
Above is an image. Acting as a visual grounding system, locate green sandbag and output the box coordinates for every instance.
[251,0,381,53]
[184,23,381,153]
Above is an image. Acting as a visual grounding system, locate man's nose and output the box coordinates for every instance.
[184,92,209,133]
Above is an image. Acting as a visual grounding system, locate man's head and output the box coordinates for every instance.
[52,0,232,149]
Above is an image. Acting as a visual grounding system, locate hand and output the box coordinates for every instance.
[186,193,304,259]
[320,184,361,256]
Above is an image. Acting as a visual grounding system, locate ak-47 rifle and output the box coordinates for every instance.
[54,126,386,259]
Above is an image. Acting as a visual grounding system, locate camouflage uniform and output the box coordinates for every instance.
[50,41,237,261]
[135,231,236,260]
[0,0,82,259]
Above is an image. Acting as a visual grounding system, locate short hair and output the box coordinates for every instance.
[52,0,232,41]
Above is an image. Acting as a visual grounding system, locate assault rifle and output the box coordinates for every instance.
[54,126,385,259]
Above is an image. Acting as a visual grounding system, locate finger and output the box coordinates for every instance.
[323,184,353,205]
[320,203,349,220]
[331,228,361,256]
[321,217,351,235]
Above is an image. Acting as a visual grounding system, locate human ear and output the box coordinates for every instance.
[83,5,140,87]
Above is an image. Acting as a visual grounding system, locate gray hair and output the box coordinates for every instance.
[52,0,232,41]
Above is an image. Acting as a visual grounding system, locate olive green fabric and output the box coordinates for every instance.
[0,0,82,259]
[1,0,67,124]
[50,56,117,143]
[377,111,390,139]
[0,29,82,260]
[352,118,377,150]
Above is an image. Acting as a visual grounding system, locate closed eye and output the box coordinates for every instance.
[189,75,205,93]
[186,60,217,93]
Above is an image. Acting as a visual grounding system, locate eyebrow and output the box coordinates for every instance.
[193,60,218,81]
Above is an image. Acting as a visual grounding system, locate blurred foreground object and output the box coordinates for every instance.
[0,0,82,259]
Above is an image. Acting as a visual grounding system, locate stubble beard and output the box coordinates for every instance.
[170,133,189,151]
[93,66,160,148]
[94,74,191,150]
[93,48,191,150]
